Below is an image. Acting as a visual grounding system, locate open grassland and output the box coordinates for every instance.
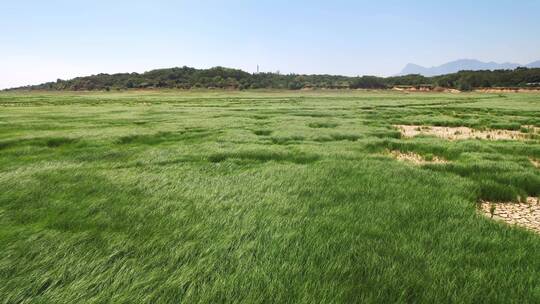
[1,90,540,303]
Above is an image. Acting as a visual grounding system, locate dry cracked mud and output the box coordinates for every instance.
[395,125,537,141]
[479,197,540,234]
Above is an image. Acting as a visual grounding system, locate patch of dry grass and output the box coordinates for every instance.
[395,124,530,140]
[388,150,447,164]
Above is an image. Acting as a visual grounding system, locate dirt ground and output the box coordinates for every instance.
[388,150,447,164]
[395,125,532,140]
[479,197,540,234]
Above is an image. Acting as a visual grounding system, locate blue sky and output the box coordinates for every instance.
[1,0,539,89]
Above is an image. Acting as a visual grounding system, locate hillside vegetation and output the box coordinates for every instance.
[7,66,540,91]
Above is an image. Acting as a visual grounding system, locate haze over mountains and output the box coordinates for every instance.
[399,59,540,76]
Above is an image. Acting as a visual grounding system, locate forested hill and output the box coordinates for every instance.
[6,66,540,91]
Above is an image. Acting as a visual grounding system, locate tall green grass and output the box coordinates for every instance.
[1,90,539,302]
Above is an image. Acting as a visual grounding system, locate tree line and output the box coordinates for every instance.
[7,66,540,91]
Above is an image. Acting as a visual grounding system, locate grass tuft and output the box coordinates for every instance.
[208,149,320,164]
[45,137,78,148]
[253,129,273,136]
[308,122,339,128]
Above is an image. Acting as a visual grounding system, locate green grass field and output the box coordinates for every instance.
[1,90,540,303]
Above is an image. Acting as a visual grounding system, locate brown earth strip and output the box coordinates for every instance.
[395,125,532,141]
[388,150,447,165]
[479,197,540,234]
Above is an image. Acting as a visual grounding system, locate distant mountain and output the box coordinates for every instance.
[398,59,538,76]
[527,60,540,68]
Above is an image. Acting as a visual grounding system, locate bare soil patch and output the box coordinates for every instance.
[396,125,530,141]
[531,158,540,168]
[388,150,447,165]
[479,197,540,234]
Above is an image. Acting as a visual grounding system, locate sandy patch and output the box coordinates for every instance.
[479,197,540,234]
[395,125,529,141]
[531,158,540,168]
[388,150,447,165]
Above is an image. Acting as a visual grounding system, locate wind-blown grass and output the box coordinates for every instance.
[1,90,539,303]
